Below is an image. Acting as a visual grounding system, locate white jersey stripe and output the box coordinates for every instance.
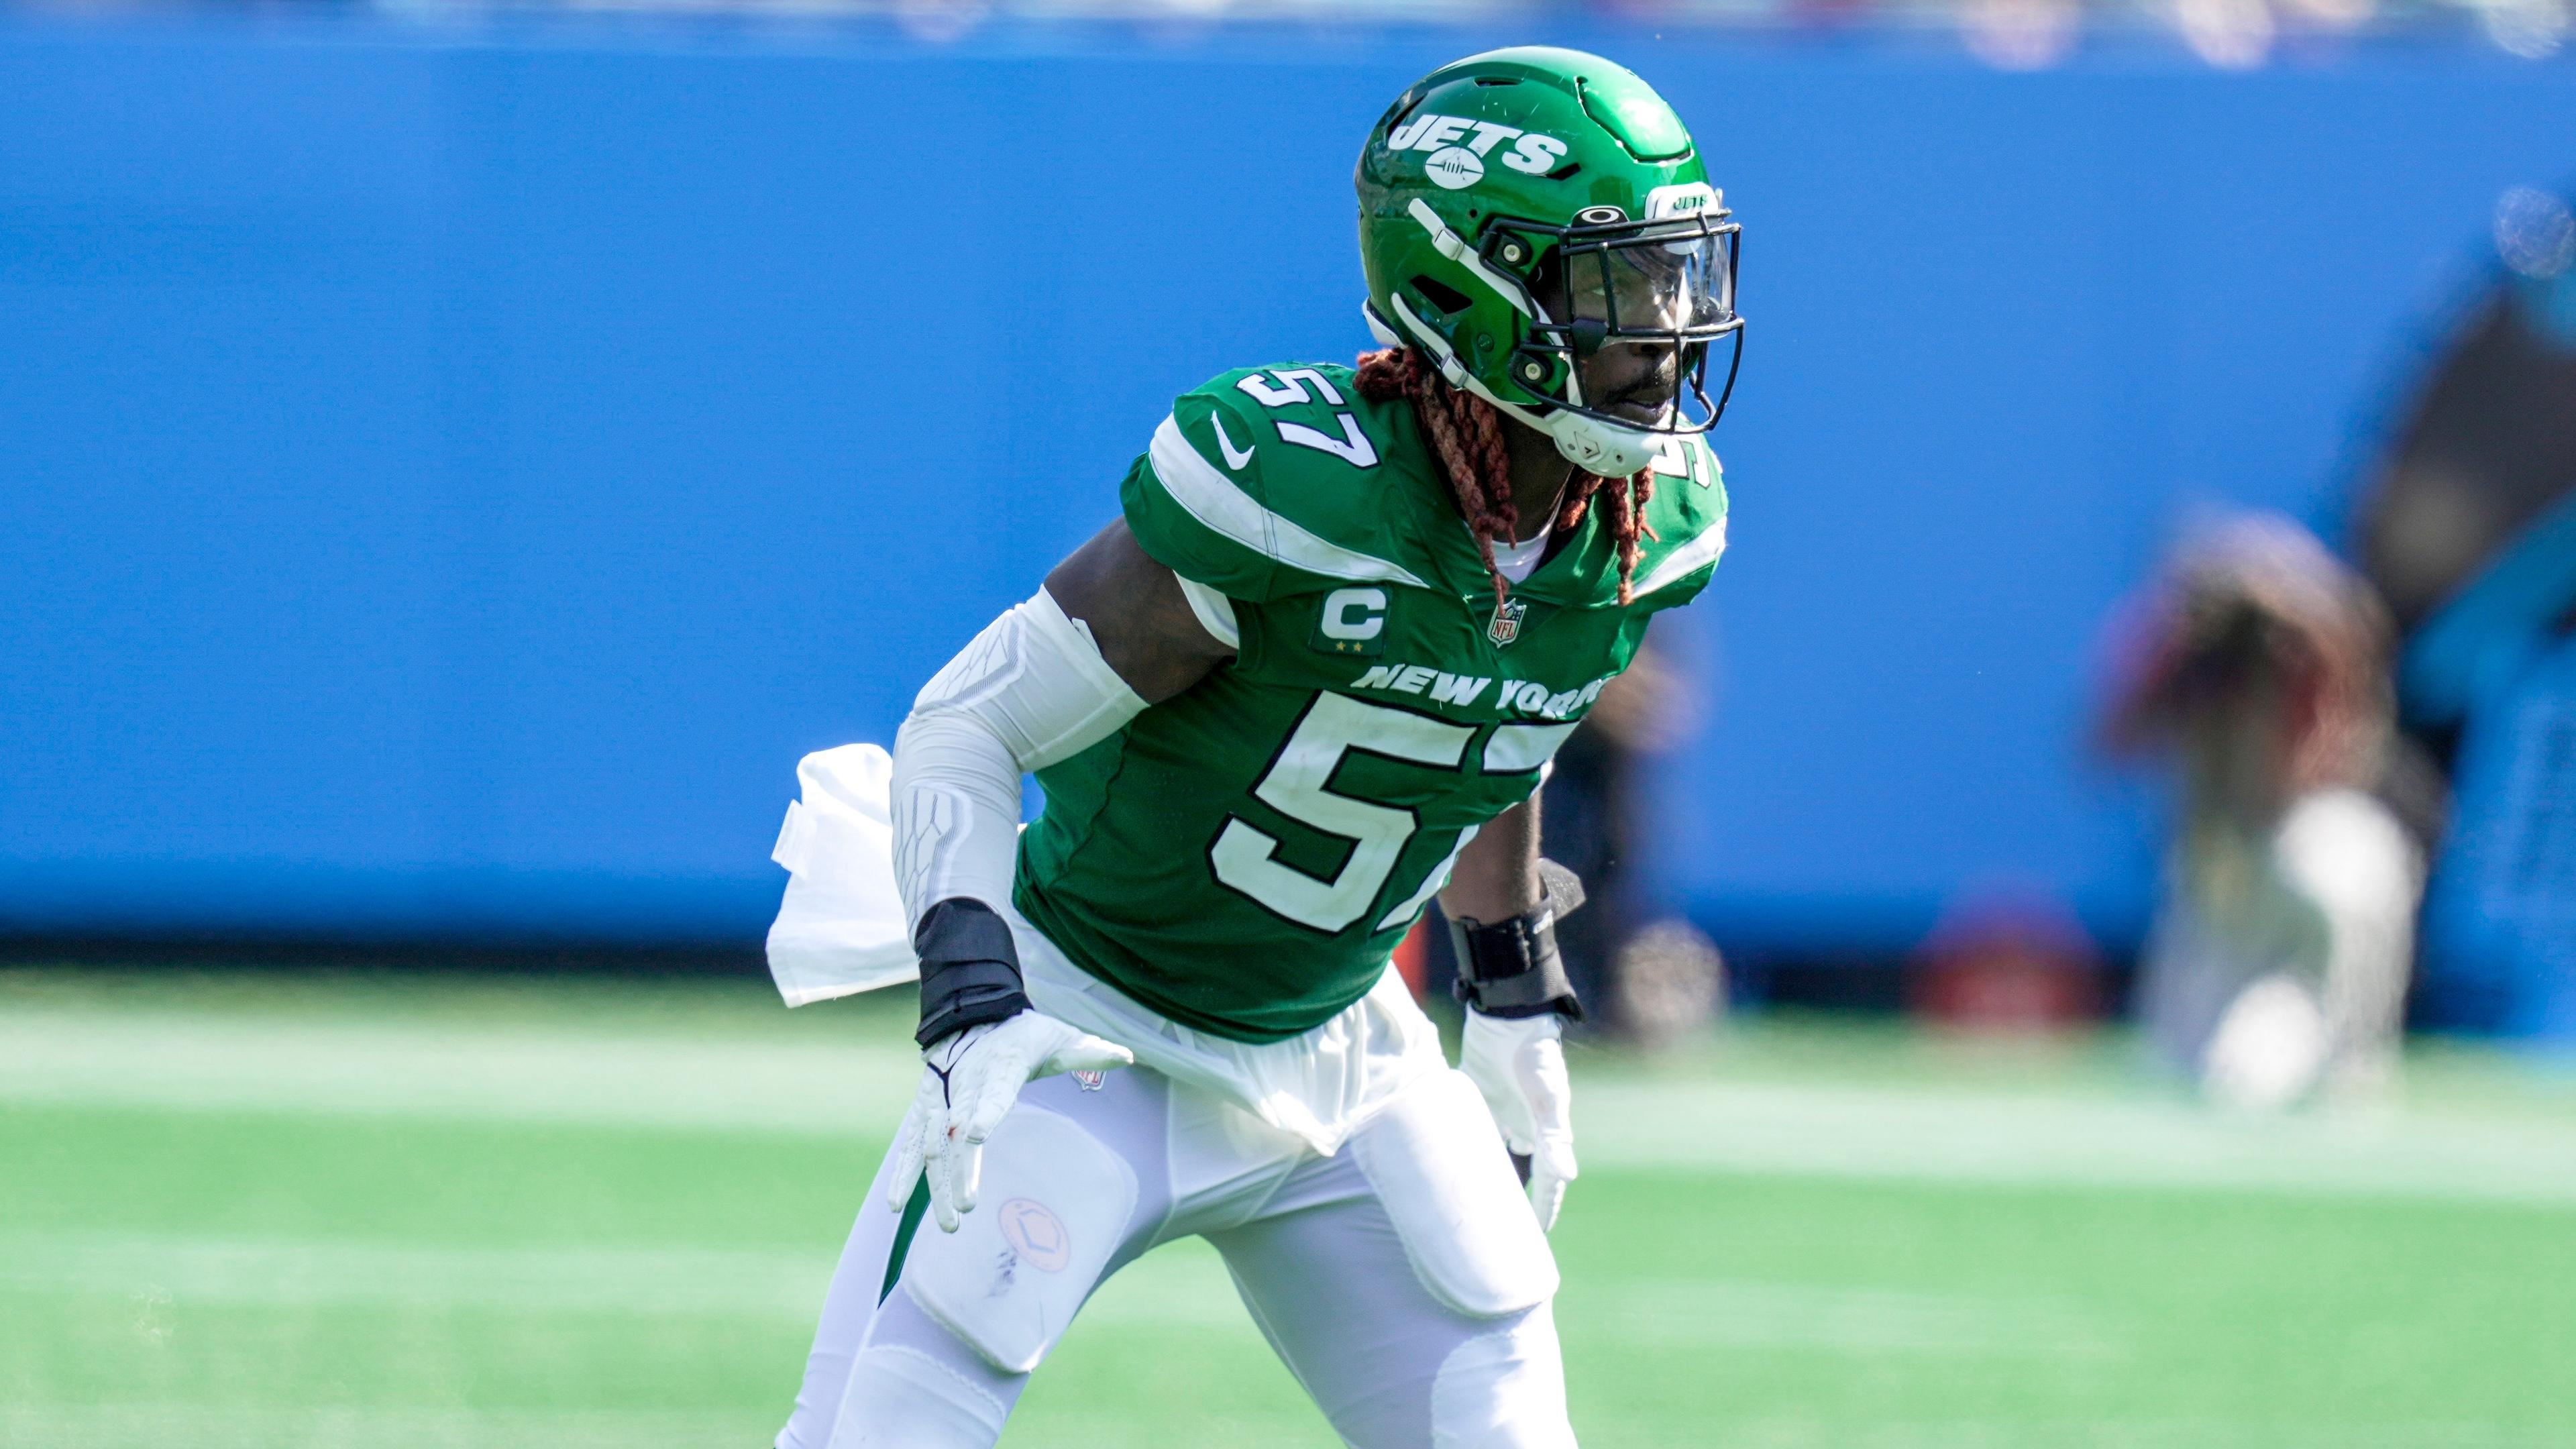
[1482,721,1579,774]
[1632,515,1728,600]
[1146,415,1430,590]
[1174,575,1241,650]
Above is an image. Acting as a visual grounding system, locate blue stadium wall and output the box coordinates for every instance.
[3,14,2571,953]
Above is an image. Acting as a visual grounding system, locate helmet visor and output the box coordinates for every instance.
[1534,210,1743,431]
[1567,221,1736,343]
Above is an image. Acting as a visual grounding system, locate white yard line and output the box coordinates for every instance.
[6,1006,2575,1203]
[0,1228,1254,1330]
[1,1227,2108,1360]
[0,1402,1330,1449]
[0,1231,838,1318]
[1573,1279,2121,1359]
[0,1403,763,1449]
[1574,1077,2576,1205]
[3,1401,2545,1449]
[0,1006,918,1136]
[1674,1419,2573,1449]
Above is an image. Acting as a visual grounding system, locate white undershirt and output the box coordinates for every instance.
[1491,527,1551,584]
[1488,485,1568,585]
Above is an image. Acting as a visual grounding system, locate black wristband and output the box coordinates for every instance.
[1448,859,1587,1022]
[914,898,1030,1049]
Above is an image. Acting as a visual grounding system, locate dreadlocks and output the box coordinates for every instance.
[1354,347,1658,608]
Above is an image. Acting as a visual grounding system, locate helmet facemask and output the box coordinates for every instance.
[1503,202,1743,470]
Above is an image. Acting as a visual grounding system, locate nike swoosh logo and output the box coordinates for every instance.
[1210,413,1254,471]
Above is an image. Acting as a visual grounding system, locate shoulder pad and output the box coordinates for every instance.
[1626,433,1730,606]
[1121,364,1429,602]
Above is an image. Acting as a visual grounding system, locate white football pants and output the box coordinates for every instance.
[775,1061,1575,1449]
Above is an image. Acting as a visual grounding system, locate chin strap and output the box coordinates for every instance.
[1370,297,1659,478]
[1449,859,1588,1022]
[913,898,1031,1049]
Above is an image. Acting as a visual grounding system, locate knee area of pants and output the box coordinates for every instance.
[830,1344,1009,1449]
[1429,1309,1575,1449]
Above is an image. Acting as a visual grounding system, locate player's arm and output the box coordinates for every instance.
[1442,798,1543,922]
[1442,796,1582,1232]
[880,519,1233,1233]
[1044,520,1237,703]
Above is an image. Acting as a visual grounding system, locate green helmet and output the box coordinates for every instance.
[1356,47,1743,478]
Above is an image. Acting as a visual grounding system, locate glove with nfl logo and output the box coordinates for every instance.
[1459,1009,1578,1232]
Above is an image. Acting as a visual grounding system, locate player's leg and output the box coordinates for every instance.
[1205,1068,1575,1448]
[776,1065,1175,1449]
[773,1134,913,1448]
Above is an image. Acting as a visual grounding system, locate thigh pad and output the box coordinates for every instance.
[901,1104,1139,1374]
[1350,1069,1559,1319]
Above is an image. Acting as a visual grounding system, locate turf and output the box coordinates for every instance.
[3,968,2572,1448]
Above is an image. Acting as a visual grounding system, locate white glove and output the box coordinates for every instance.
[1459,1010,1577,1232]
[887,1010,1133,1232]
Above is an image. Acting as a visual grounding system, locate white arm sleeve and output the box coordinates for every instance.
[890,588,1147,932]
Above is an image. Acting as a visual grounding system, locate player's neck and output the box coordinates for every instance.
[1497,413,1576,537]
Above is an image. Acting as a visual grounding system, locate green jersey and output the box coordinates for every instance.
[1015,362,1727,1042]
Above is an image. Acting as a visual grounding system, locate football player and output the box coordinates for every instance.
[779,46,1742,1449]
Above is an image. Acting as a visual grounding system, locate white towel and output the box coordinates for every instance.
[765,744,917,1006]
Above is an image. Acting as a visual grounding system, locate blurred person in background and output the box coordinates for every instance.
[1537,625,1729,1046]
[1400,621,1728,1046]
[2098,516,2427,1109]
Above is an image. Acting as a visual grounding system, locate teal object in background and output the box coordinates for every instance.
[2422,635,2576,1042]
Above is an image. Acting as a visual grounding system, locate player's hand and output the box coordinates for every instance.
[888,1010,1132,1233]
[1460,1009,1577,1232]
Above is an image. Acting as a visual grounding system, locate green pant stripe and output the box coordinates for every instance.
[880,1179,931,1304]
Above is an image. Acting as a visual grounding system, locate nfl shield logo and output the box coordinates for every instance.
[1487,596,1529,647]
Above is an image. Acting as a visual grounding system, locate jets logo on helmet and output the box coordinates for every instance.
[1385,112,1572,179]
[1646,182,1720,220]
[1424,148,1483,190]
[1356,48,1744,478]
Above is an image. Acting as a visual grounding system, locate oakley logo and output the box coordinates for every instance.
[1387,113,1570,179]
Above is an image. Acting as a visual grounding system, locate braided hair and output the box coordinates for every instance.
[1354,347,1658,608]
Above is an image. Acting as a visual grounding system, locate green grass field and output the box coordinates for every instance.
[5,967,2573,1448]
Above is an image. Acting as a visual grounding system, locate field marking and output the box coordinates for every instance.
[0,1004,918,1135]
[0,1401,1344,1449]
[7,1004,2576,1203]
[1676,1419,2573,1449]
[1573,1279,2121,1359]
[0,1228,2114,1362]
[0,1230,837,1318]
[6,1401,2550,1449]
[1574,1077,2576,1205]
[0,1402,765,1449]
[0,1229,1256,1332]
